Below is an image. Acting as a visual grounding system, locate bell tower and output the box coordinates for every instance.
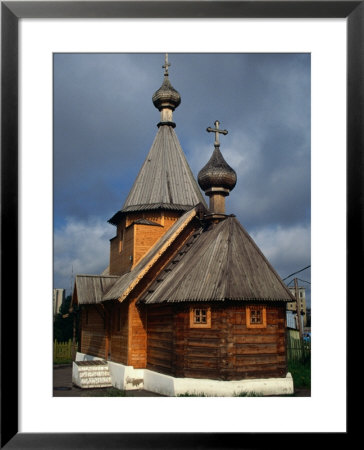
[108,55,206,275]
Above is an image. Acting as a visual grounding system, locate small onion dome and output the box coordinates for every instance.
[152,75,181,111]
[198,146,237,193]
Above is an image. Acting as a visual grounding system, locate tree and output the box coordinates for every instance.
[305,307,311,327]
[53,295,79,342]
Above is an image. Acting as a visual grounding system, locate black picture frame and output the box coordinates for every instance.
[1,1,356,448]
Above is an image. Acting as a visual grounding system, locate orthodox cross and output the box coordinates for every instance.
[207,120,228,146]
[162,53,171,75]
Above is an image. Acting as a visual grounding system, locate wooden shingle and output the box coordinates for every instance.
[74,275,119,305]
[141,216,295,304]
[108,125,206,224]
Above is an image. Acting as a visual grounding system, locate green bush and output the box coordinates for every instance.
[288,359,311,388]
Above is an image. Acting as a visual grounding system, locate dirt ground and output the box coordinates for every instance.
[53,364,310,397]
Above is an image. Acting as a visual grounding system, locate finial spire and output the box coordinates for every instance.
[162,53,171,76]
[207,120,228,147]
[152,54,181,126]
[198,120,236,216]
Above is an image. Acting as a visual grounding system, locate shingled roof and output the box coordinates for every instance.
[140,216,295,304]
[108,125,207,224]
[74,274,119,305]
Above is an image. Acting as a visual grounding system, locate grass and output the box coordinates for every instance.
[288,358,311,388]
[234,391,260,397]
[177,392,208,397]
[177,391,260,397]
[54,359,73,365]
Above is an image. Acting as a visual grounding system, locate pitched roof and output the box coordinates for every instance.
[102,206,200,302]
[74,275,119,305]
[108,125,206,224]
[140,216,295,304]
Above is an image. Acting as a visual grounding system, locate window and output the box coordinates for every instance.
[250,308,262,324]
[190,307,211,328]
[246,306,267,329]
[194,308,207,324]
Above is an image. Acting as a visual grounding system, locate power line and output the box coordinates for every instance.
[296,278,311,285]
[282,265,311,281]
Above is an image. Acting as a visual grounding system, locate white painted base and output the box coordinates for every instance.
[72,361,112,389]
[143,369,294,396]
[74,352,294,396]
[74,353,144,391]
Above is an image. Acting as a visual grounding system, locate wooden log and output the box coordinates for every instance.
[186,339,220,348]
[186,347,219,358]
[148,338,173,350]
[185,359,219,370]
[234,343,278,355]
[235,354,285,366]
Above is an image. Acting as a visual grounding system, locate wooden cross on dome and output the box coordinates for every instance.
[162,53,171,75]
[207,120,228,146]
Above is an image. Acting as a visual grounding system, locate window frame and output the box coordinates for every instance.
[246,305,267,329]
[189,306,211,329]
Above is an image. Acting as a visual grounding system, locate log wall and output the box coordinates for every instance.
[109,220,134,275]
[128,299,147,368]
[222,305,287,380]
[146,303,287,380]
[110,301,129,364]
[109,211,181,275]
[80,305,107,359]
[147,305,174,375]
[133,223,166,267]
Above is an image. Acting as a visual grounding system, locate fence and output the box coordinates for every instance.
[286,329,310,362]
[53,339,77,363]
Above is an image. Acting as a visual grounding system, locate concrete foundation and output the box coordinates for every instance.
[74,352,294,396]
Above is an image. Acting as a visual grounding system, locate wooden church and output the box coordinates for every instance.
[72,56,295,392]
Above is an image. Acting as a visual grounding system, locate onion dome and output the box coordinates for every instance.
[152,75,181,111]
[152,54,181,112]
[198,120,237,215]
[198,146,237,192]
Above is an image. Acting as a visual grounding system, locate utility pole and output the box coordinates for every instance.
[294,277,303,339]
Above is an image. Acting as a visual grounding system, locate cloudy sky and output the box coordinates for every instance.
[53,53,311,305]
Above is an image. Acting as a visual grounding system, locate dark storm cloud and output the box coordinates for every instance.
[53,53,311,303]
